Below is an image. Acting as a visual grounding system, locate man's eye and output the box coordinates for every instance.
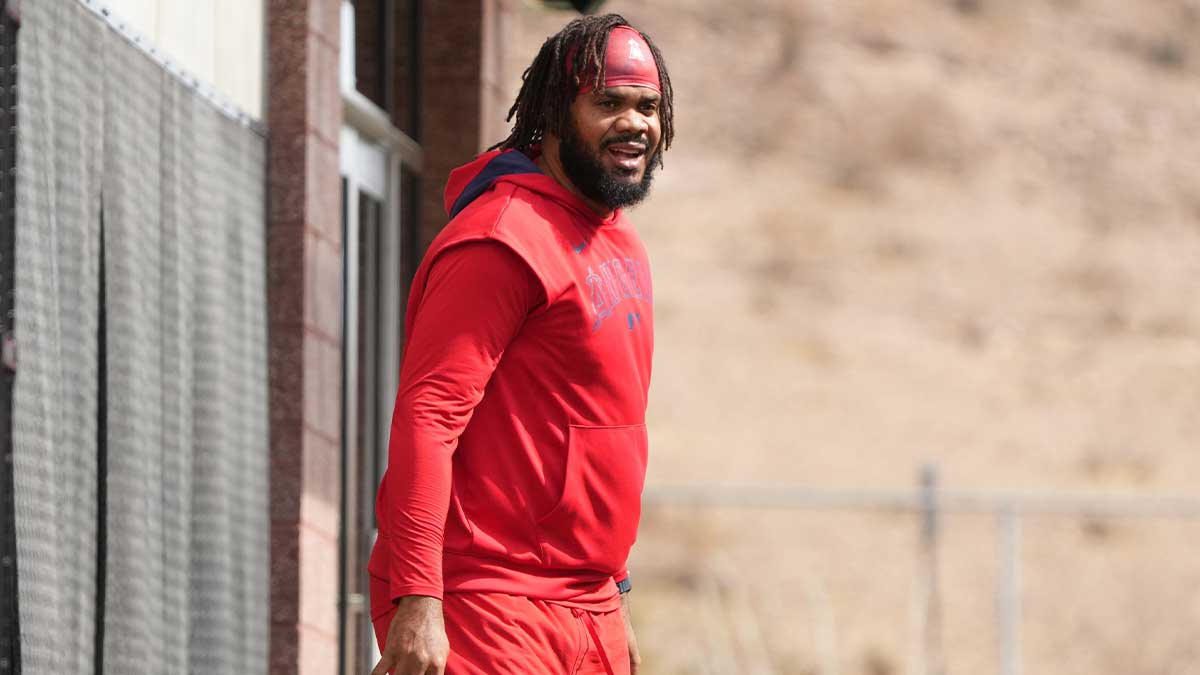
[599,100,619,109]
[640,103,659,113]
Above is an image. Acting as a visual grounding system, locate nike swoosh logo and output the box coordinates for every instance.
[573,242,587,254]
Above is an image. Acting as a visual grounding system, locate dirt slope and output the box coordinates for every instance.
[507,3,1200,673]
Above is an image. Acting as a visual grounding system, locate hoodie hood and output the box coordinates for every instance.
[443,148,621,226]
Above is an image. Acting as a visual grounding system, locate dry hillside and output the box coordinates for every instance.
[507,2,1200,674]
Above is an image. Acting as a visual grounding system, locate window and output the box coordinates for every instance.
[353,0,421,140]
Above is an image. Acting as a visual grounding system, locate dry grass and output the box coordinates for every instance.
[507,2,1200,673]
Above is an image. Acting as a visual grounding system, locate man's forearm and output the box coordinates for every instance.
[379,419,454,600]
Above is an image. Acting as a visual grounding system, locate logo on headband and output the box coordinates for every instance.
[627,38,646,62]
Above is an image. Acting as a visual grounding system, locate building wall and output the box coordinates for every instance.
[97,0,265,117]
[479,0,514,153]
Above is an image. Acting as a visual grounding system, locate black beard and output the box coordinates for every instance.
[558,123,659,210]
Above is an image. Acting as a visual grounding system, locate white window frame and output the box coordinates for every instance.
[337,0,423,669]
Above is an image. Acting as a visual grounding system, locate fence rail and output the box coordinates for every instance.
[644,483,1200,518]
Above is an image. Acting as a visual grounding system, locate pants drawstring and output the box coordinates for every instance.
[572,608,617,675]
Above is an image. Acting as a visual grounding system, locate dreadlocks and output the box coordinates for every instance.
[490,14,674,155]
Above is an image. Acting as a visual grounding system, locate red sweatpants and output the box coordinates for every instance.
[370,575,630,675]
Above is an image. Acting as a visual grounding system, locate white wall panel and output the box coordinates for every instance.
[96,0,264,118]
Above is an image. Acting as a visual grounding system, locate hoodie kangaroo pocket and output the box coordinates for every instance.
[537,424,648,572]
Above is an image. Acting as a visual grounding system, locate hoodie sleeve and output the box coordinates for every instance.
[380,240,544,602]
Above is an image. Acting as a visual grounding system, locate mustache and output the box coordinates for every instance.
[602,134,652,151]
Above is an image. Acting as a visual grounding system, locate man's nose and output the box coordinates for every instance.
[614,108,650,136]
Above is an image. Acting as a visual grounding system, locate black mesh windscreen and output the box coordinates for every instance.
[0,3,20,673]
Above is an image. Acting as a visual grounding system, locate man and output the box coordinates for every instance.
[368,13,673,675]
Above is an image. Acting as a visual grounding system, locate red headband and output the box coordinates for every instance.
[572,26,661,95]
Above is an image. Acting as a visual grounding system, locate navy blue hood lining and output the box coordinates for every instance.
[448,150,543,219]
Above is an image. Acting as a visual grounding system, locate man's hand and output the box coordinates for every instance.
[620,593,641,674]
[371,596,449,675]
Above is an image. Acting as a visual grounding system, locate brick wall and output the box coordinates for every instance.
[417,0,514,254]
[266,0,344,673]
[418,2,483,252]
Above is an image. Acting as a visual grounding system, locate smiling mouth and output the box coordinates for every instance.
[605,142,647,171]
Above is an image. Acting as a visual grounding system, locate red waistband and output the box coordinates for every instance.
[442,551,622,612]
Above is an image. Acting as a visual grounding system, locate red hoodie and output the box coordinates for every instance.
[368,149,654,612]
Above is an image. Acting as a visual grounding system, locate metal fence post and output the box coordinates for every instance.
[997,507,1023,675]
[918,466,945,675]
